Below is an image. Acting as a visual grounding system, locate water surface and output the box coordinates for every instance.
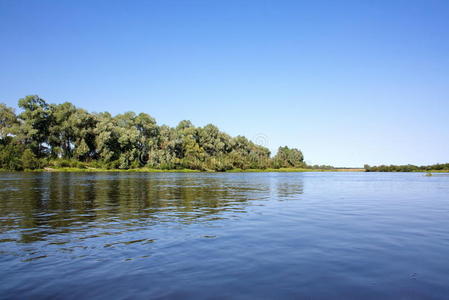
[1,172,449,299]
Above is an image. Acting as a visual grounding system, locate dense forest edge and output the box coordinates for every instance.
[1,95,313,172]
[1,96,447,173]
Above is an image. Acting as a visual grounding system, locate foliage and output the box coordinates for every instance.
[309,164,335,169]
[0,140,24,170]
[16,95,53,157]
[1,95,308,171]
[364,163,449,172]
[272,146,305,168]
[0,104,18,140]
[21,149,40,170]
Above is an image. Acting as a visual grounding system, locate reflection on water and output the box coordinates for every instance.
[0,173,303,245]
[1,172,449,299]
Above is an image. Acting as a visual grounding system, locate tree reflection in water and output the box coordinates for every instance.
[0,172,304,244]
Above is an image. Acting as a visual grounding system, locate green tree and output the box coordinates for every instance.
[48,102,78,158]
[94,112,121,164]
[0,103,18,141]
[72,108,97,161]
[21,149,39,170]
[272,146,304,168]
[17,95,53,157]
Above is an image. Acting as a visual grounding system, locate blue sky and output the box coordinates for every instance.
[1,0,448,167]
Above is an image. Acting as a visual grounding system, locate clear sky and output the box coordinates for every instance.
[1,0,448,167]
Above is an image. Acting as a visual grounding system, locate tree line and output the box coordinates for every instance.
[364,163,449,172]
[0,95,306,171]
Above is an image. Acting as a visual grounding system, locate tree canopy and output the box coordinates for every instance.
[0,96,305,171]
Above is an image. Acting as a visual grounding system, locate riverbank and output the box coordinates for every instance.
[3,168,449,173]
[0,167,366,173]
[226,168,366,172]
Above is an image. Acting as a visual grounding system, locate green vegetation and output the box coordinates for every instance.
[3,96,445,173]
[33,167,201,173]
[1,95,307,172]
[226,168,364,172]
[21,167,362,173]
[364,163,449,172]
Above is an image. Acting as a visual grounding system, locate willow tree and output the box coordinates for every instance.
[272,146,304,168]
[48,102,78,158]
[94,111,159,168]
[16,95,53,157]
[94,112,121,165]
[72,108,97,161]
[0,103,18,141]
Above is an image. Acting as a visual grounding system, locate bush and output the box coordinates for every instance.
[0,143,24,170]
[75,161,87,169]
[54,159,71,168]
[106,160,120,169]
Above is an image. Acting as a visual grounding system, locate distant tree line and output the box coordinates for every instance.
[0,95,306,171]
[364,163,449,172]
[308,164,335,170]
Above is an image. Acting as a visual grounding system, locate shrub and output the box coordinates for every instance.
[0,143,24,170]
